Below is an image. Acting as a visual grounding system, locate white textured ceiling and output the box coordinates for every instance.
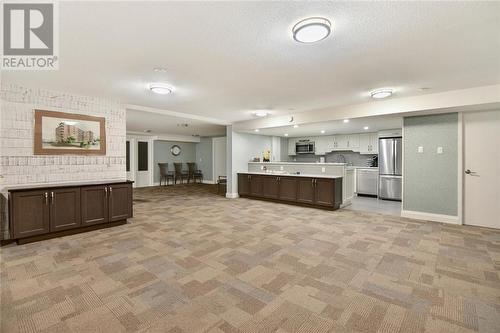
[245,115,403,137]
[3,1,500,123]
[126,109,226,137]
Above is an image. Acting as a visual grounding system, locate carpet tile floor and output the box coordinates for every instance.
[1,184,499,333]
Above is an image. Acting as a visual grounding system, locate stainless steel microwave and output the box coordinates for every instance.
[296,141,315,154]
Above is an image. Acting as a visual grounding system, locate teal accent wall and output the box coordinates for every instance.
[153,141,197,183]
[196,137,214,181]
[403,113,458,216]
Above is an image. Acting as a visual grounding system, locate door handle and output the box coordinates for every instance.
[50,191,54,205]
[465,169,477,175]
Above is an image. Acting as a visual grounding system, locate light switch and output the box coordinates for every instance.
[321,167,326,173]
[437,147,443,154]
[418,146,424,153]
[280,166,284,171]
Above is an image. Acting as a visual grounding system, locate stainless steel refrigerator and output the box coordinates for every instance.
[378,137,402,200]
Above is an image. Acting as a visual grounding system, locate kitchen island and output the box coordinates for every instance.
[238,172,343,210]
[247,162,354,206]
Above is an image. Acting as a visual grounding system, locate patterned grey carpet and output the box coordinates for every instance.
[1,184,499,332]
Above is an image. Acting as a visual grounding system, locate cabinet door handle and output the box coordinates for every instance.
[50,191,54,205]
[44,192,48,205]
[109,186,113,196]
[104,186,108,197]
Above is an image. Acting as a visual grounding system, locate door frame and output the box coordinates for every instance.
[126,134,154,188]
[458,112,464,225]
[212,136,227,183]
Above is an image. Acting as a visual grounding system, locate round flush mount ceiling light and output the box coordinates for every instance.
[284,133,289,137]
[370,89,393,99]
[254,129,260,132]
[292,17,332,43]
[320,130,325,134]
[253,111,269,117]
[149,83,173,95]
[343,119,350,123]
[363,126,369,130]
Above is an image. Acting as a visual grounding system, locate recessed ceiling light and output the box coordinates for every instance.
[254,129,260,132]
[293,125,299,128]
[292,17,332,43]
[253,111,269,117]
[363,126,369,130]
[320,130,325,134]
[343,119,349,123]
[149,83,173,95]
[284,133,289,137]
[153,67,167,73]
[370,89,393,99]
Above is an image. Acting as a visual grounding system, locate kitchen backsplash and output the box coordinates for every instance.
[287,151,377,166]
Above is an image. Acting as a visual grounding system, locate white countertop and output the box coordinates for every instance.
[241,172,342,179]
[346,166,379,170]
[248,162,347,166]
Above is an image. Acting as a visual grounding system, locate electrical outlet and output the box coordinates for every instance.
[280,166,284,171]
[437,147,443,154]
[261,165,264,170]
[418,146,424,153]
[321,167,326,173]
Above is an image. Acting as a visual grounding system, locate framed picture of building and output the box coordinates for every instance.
[34,110,106,155]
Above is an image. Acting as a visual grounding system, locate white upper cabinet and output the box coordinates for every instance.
[314,136,330,155]
[348,134,360,149]
[287,132,383,155]
[332,135,349,150]
[358,133,378,154]
[370,133,379,154]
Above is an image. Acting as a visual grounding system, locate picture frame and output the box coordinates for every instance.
[34,109,106,155]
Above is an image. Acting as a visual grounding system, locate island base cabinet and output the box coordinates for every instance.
[9,181,133,243]
[279,177,297,202]
[262,176,280,199]
[314,179,335,207]
[296,178,315,204]
[238,173,342,210]
[238,174,250,196]
[249,175,263,197]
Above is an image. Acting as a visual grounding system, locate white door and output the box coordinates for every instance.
[464,110,500,228]
[135,140,151,187]
[213,137,227,183]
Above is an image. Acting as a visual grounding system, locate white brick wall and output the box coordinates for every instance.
[0,83,127,240]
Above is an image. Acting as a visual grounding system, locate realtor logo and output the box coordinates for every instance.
[2,1,59,70]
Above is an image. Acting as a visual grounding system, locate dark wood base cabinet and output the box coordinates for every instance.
[238,173,342,210]
[9,181,133,244]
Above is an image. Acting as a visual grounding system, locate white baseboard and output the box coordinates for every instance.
[340,198,352,208]
[401,210,460,225]
[226,193,239,199]
[202,180,216,185]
